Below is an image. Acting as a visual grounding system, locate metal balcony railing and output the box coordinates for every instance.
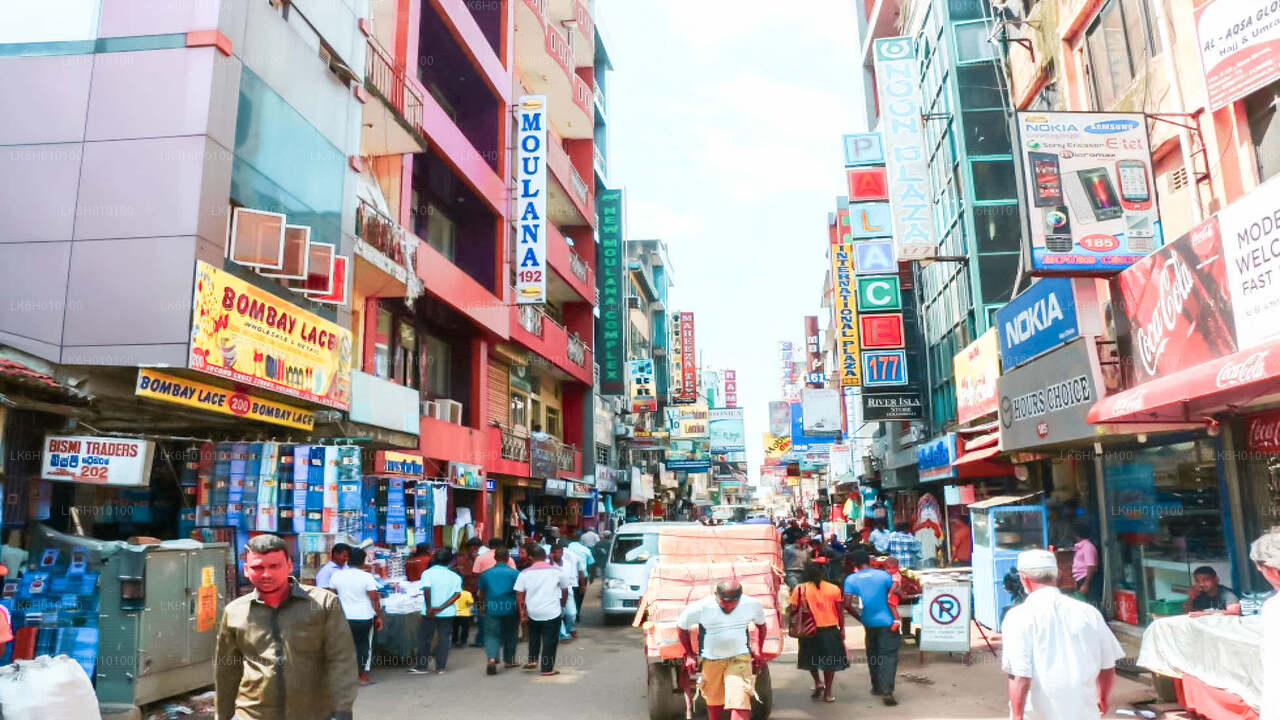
[365,36,423,134]
[568,250,588,283]
[500,426,530,462]
[355,198,409,264]
[593,144,606,175]
[569,165,589,203]
[556,443,576,472]
[518,304,544,336]
[593,83,605,114]
[567,334,587,366]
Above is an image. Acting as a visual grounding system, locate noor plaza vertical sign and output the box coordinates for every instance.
[515,96,548,304]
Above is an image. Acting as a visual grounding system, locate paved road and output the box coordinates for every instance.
[354,590,1160,719]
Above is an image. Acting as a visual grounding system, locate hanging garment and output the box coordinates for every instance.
[433,486,449,526]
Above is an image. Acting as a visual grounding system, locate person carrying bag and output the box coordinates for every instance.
[788,560,849,703]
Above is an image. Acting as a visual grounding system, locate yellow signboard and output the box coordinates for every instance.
[189,261,352,409]
[136,369,315,430]
[831,243,861,386]
[763,433,792,460]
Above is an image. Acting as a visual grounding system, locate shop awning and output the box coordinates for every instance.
[967,491,1041,509]
[951,444,1011,478]
[1086,339,1280,424]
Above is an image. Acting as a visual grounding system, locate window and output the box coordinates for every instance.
[374,308,393,379]
[423,334,452,400]
[610,533,658,564]
[510,392,528,429]
[394,318,418,388]
[973,205,1022,253]
[962,110,1011,156]
[953,21,995,62]
[546,407,562,439]
[1246,81,1280,183]
[531,397,543,432]
[971,159,1018,201]
[373,305,418,388]
[424,202,456,261]
[595,442,610,466]
[979,252,1021,304]
[1086,0,1161,108]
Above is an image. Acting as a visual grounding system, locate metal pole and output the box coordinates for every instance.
[1150,0,1204,223]
[1093,450,1114,612]
[1219,422,1253,592]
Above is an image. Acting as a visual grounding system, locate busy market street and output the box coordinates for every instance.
[4,0,1280,718]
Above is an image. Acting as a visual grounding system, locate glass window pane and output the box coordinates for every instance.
[425,334,451,398]
[971,159,1018,201]
[979,253,1021,304]
[426,203,456,262]
[962,110,1011,156]
[510,392,527,428]
[956,66,1005,109]
[949,0,986,21]
[531,398,542,431]
[954,22,995,62]
[1122,0,1152,67]
[374,309,393,379]
[973,205,1022,254]
[1248,82,1280,182]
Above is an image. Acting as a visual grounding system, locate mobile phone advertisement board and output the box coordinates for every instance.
[1015,111,1162,274]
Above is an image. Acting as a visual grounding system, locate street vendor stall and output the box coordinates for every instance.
[1138,612,1264,720]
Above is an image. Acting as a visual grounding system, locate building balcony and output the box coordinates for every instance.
[508,302,593,385]
[546,128,594,227]
[414,232,509,338]
[548,0,594,67]
[514,0,594,140]
[557,442,583,480]
[546,222,594,303]
[362,36,430,156]
[352,198,423,300]
[486,425,532,477]
[419,415,488,465]
[593,81,605,118]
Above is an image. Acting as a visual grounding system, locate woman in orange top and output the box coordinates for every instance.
[787,560,849,703]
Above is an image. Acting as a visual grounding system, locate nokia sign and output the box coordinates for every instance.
[996,278,1080,370]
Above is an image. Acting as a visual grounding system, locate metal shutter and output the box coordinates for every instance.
[487,360,509,426]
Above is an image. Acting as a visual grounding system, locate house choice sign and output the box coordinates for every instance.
[997,337,1104,451]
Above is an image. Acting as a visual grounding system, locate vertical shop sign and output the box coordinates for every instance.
[679,312,698,402]
[874,38,935,260]
[804,316,825,387]
[1194,0,1280,111]
[515,96,548,304]
[629,358,657,412]
[831,243,861,386]
[723,369,738,408]
[597,189,626,394]
[843,133,885,167]
[669,313,683,399]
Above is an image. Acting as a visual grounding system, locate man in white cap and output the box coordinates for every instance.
[1002,549,1124,720]
[1251,529,1280,720]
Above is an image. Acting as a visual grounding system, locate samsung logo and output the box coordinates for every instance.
[1084,119,1139,134]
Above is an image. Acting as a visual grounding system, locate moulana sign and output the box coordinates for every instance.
[515,95,548,305]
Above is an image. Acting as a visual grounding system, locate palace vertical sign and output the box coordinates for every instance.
[597,188,626,395]
[831,243,861,386]
[515,96,548,304]
[874,37,935,260]
[679,312,699,402]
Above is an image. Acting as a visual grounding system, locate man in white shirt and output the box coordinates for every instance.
[514,545,571,676]
[551,542,583,641]
[315,543,351,589]
[1002,549,1125,720]
[327,547,383,686]
[914,526,941,569]
[410,548,462,675]
[677,581,767,720]
[1250,530,1280,720]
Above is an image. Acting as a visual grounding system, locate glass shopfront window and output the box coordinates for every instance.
[1238,412,1280,591]
[1104,438,1228,627]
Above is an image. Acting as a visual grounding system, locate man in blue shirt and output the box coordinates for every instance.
[476,547,520,675]
[410,548,461,675]
[842,549,901,706]
[886,522,922,570]
[868,521,891,553]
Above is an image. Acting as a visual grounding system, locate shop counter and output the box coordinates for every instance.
[1137,613,1262,720]
[374,588,426,661]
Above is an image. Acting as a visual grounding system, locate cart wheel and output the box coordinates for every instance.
[647,662,679,720]
[751,664,773,720]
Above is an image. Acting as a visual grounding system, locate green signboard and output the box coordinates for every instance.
[597,189,627,395]
[856,274,901,312]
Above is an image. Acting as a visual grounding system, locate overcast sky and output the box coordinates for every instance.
[598,0,865,480]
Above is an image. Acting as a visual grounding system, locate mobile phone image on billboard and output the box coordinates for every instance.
[1029,151,1063,207]
[1116,159,1152,210]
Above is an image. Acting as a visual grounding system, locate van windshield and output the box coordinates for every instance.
[610,533,658,564]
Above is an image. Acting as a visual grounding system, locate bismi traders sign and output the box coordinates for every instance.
[189,261,352,409]
[1195,0,1280,111]
[42,435,156,486]
[597,189,626,395]
[1015,111,1161,274]
[136,369,315,430]
[515,95,548,304]
[873,38,935,260]
[997,337,1102,451]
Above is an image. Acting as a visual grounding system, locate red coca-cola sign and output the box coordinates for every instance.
[1115,216,1238,384]
[1247,409,1280,454]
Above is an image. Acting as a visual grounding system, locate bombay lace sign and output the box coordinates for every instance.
[515,96,548,304]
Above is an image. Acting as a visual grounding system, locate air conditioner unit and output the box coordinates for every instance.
[440,399,463,424]
[626,296,641,309]
[431,401,451,422]
[420,400,437,418]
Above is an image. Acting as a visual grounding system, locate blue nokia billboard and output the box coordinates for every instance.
[996,278,1080,370]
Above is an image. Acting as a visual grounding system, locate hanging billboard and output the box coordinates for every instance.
[629,358,657,412]
[954,329,1001,424]
[804,316,825,387]
[997,337,1103,451]
[709,407,746,453]
[861,388,925,421]
[996,277,1080,370]
[724,369,738,408]
[1195,0,1280,111]
[597,189,626,395]
[801,388,841,436]
[1217,172,1280,349]
[873,38,935,260]
[768,400,791,436]
[678,312,699,402]
[831,243,861,386]
[1015,111,1162,273]
[515,96,548,304]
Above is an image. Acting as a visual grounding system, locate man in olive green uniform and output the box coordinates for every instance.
[216,534,357,720]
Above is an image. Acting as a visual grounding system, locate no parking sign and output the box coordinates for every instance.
[920,582,971,653]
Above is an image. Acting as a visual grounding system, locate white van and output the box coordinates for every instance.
[600,521,694,623]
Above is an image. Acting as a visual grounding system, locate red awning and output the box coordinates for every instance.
[952,444,1010,478]
[1087,339,1280,424]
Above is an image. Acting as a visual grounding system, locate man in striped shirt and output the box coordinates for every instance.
[886,522,922,570]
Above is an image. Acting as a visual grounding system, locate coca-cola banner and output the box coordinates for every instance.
[1114,216,1238,384]
[1246,410,1280,454]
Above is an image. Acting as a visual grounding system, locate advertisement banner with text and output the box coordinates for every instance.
[136,369,315,430]
[678,312,699,402]
[996,277,1080,370]
[597,189,626,394]
[954,329,1001,425]
[1195,0,1280,111]
[515,96,548,304]
[873,40,935,259]
[629,358,658,412]
[997,337,1103,452]
[804,316,825,387]
[831,243,861,386]
[1015,111,1162,273]
[709,407,746,453]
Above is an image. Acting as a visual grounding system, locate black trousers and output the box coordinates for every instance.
[415,615,451,671]
[863,625,901,695]
[527,616,562,673]
[452,615,472,646]
[348,619,374,674]
[573,586,586,615]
